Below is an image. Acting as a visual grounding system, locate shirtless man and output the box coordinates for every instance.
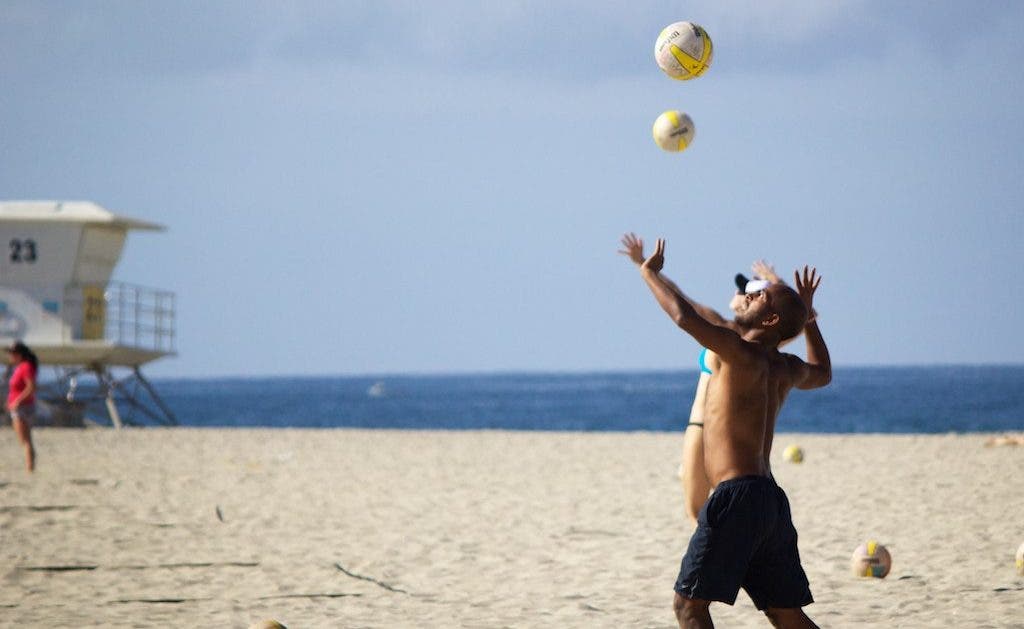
[619,233,787,522]
[637,238,831,629]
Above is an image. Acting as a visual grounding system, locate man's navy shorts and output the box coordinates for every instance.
[674,475,813,610]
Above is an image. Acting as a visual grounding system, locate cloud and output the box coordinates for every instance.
[0,1,270,80]
[694,0,1024,76]
[2,0,1022,86]
[697,0,868,43]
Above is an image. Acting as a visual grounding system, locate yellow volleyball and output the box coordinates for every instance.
[783,444,804,463]
[851,541,892,578]
[654,22,713,81]
[652,110,695,152]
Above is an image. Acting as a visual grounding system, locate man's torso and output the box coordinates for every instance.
[702,347,799,486]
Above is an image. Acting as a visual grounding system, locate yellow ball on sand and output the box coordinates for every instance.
[652,110,695,152]
[1016,541,1024,576]
[249,621,286,629]
[782,444,804,463]
[851,541,891,578]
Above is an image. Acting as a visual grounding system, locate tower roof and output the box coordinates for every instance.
[0,200,165,231]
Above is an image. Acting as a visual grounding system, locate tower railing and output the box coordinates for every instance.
[64,281,176,354]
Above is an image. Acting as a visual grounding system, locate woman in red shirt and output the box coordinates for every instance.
[7,341,38,472]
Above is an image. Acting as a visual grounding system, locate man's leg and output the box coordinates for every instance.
[764,607,818,629]
[674,593,713,629]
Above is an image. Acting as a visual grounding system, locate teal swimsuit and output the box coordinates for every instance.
[689,349,714,429]
[698,347,713,375]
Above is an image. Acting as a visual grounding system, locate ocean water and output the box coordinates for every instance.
[128,366,1024,433]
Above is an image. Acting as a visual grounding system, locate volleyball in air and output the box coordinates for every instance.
[782,444,804,463]
[652,110,695,152]
[655,22,713,81]
[1016,541,1024,576]
[851,541,891,578]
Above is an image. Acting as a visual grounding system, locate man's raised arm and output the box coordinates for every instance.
[619,232,732,328]
[794,266,831,389]
[638,238,747,362]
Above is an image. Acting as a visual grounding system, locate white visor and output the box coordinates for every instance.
[745,279,771,293]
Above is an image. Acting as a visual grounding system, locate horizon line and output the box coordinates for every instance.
[131,362,1024,383]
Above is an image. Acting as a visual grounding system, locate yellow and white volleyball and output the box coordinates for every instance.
[654,21,713,81]
[248,621,286,629]
[652,110,695,152]
[851,541,892,578]
[1016,541,1024,576]
[782,445,804,463]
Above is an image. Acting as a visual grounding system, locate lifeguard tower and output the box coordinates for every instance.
[0,201,177,427]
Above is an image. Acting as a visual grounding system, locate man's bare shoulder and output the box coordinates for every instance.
[722,335,771,366]
[775,350,807,367]
[778,350,805,363]
[770,351,809,382]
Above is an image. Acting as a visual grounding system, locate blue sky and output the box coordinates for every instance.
[2,1,1022,377]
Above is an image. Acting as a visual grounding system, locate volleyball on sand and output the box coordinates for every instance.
[655,21,713,81]
[851,541,892,578]
[782,444,804,463]
[1016,541,1024,576]
[652,110,695,152]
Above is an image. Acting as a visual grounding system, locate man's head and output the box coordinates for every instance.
[729,275,772,316]
[734,284,807,342]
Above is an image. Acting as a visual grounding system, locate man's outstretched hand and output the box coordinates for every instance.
[752,259,781,285]
[641,238,666,274]
[794,265,821,321]
[618,232,645,266]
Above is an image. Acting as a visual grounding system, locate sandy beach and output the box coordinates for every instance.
[1,428,1022,628]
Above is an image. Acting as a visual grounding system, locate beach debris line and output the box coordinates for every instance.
[0,504,77,513]
[986,433,1024,446]
[254,593,361,600]
[335,562,409,594]
[19,561,259,572]
[108,597,213,605]
[18,564,98,572]
[107,561,260,570]
[564,525,622,537]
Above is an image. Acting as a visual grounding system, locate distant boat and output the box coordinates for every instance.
[367,382,386,398]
